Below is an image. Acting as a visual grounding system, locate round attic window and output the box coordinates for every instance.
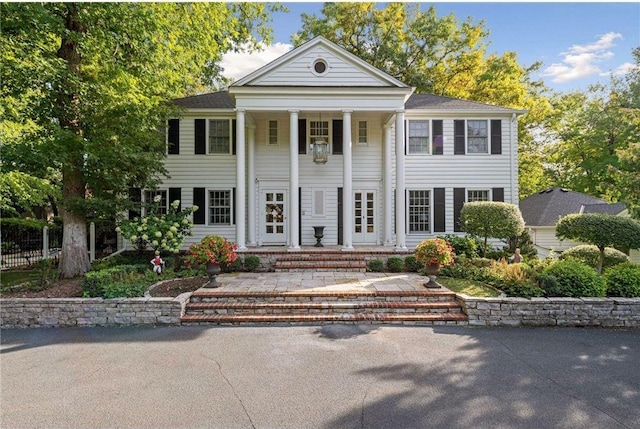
[312,59,328,76]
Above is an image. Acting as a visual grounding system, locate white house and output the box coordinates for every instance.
[141,36,525,251]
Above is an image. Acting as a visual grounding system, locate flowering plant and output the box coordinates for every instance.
[117,198,198,254]
[184,235,237,267]
[414,238,455,267]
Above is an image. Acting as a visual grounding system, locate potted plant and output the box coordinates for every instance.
[184,235,237,287]
[414,238,455,287]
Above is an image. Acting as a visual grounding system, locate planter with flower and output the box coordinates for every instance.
[414,238,455,287]
[184,235,238,288]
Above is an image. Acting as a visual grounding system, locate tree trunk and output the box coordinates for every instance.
[56,3,91,278]
[597,245,605,275]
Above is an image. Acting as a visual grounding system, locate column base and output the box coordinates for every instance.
[395,246,408,252]
[341,245,354,251]
[288,245,301,252]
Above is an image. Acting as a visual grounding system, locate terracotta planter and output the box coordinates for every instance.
[204,261,222,288]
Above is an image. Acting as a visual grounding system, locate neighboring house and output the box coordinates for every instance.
[141,36,525,251]
[520,187,639,263]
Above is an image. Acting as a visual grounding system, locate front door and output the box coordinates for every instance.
[353,190,376,244]
[261,190,287,244]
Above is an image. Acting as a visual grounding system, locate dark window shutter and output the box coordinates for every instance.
[492,187,504,202]
[298,119,306,154]
[168,119,180,155]
[232,119,237,155]
[432,120,443,155]
[128,187,142,220]
[332,119,343,154]
[195,119,206,155]
[454,187,465,232]
[404,120,407,156]
[232,187,236,225]
[193,188,206,225]
[491,119,502,155]
[169,188,181,211]
[337,187,343,245]
[298,187,302,245]
[454,120,466,155]
[434,188,446,232]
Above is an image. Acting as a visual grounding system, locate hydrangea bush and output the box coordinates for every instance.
[116,197,197,254]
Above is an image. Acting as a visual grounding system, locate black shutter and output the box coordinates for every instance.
[128,187,142,220]
[432,120,443,155]
[404,120,407,155]
[491,119,502,155]
[232,188,236,225]
[298,187,302,245]
[434,188,446,232]
[169,188,181,211]
[168,119,180,155]
[195,119,206,154]
[454,188,465,232]
[232,119,237,155]
[298,118,306,154]
[193,188,206,224]
[337,187,343,245]
[332,119,343,154]
[492,187,504,202]
[454,120,466,155]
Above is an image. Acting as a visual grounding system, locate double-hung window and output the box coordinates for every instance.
[144,190,168,216]
[357,121,368,146]
[209,120,231,154]
[267,120,279,145]
[407,120,429,154]
[467,120,489,154]
[209,190,232,225]
[467,190,489,202]
[408,190,430,233]
[309,121,329,144]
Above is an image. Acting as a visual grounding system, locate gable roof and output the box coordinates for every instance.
[519,187,626,226]
[173,92,234,109]
[406,93,524,114]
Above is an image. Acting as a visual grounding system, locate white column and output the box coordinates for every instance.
[342,110,354,250]
[383,124,393,246]
[247,124,256,246]
[289,110,300,250]
[235,109,247,251]
[395,110,407,251]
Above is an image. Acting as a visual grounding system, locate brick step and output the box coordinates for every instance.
[276,254,366,261]
[274,254,368,272]
[185,301,463,315]
[181,312,468,325]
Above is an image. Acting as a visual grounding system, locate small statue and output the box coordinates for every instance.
[510,248,523,263]
[150,251,165,274]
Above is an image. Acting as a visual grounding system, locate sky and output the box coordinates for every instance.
[220,1,640,93]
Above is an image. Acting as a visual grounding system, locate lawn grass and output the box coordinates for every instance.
[1,270,39,289]
[438,276,502,298]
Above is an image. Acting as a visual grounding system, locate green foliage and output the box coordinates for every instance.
[243,255,261,272]
[404,255,418,272]
[561,245,629,270]
[506,229,538,259]
[460,202,525,255]
[184,235,237,267]
[439,234,482,258]
[368,259,384,272]
[224,258,243,273]
[82,264,173,298]
[386,257,404,273]
[541,260,606,297]
[604,262,640,297]
[414,238,455,266]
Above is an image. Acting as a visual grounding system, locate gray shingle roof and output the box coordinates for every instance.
[173,92,234,109]
[519,187,626,226]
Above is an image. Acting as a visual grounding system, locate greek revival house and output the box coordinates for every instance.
[152,36,525,251]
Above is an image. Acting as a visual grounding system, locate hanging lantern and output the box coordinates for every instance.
[312,139,329,164]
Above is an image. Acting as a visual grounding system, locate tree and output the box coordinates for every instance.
[1,3,277,278]
[460,202,525,256]
[556,213,640,274]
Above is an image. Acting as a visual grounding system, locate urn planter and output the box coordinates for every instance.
[424,263,442,288]
[205,261,222,288]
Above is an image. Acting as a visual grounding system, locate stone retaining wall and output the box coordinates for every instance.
[0,294,190,328]
[458,296,640,328]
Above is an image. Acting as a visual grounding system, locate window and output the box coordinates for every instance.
[267,120,279,145]
[312,59,329,76]
[144,190,167,216]
[209,120,231,153]
[407,120,429,154]
[467,190,489,202]
[309,120,329,145]
[467,120,488,154]
[408,190,430,233]
[209,190,232,225]
[358,121,368,145]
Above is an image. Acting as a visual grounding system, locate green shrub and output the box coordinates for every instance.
[542,260,606,297]
[244,255,261,272]
[368,259,384,272]
[386,257,403,273]
[224,258,243,273]
[82,264,154,298]
[439,261,482,280]
[561,245,629,270]
[484,259,543,298]
[404,255,419,272]
[439,234,482,258]
[604,262,640,297]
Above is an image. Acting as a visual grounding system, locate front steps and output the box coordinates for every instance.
[274,253,367,272]
[181,289,468,325]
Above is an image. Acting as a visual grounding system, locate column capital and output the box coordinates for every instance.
[288,109,300,114]
[235,108,246,114]
[395,109,405,114]
[341,109,353,114]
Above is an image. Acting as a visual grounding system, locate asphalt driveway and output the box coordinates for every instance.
[1,325,639,429]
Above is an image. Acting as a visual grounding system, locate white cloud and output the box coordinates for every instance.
[542,32,623,83]
[220,42,293,82]
[601,62,639,77]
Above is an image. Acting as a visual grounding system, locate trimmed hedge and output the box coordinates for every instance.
[404,255,419,272]
[604,262,640,297]
[541,260,606,297]
[368,259,384,272]
[561,245,628,270]
[386,257,404,273]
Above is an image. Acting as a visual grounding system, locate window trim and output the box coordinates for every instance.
[267,119,280,146]
[407,189,432,234]
[466,189,490,203]
[357,120,368,146]
[310,58,329,77]
[406,119,430,155]
[207,189,234,226]
[308,119,331,153]
[208,118,234,155]
[465,119,490,155]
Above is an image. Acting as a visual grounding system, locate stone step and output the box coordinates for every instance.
[276,254,367,261]
[181,312,468,325]
[274,254,367,272]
